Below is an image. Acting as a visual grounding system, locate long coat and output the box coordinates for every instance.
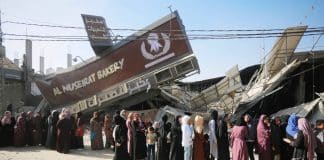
[193,131,205,160]
[218,120,230,160]
[33,115,43,146]
[56,118,72,153]
[131,121,147,160]
[113,124,130,160]
[14,116,27,147]
[90,118,103,150]
[157,122,170,160]
[169,123,184,160]
[230,126,249,160]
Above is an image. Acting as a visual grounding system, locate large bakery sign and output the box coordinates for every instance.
[35,11,193,107]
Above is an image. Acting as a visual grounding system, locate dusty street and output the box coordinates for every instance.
[0,133,114,160]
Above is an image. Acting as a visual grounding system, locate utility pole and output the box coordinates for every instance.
[0,10,3,46]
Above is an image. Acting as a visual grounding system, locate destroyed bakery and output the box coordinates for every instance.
[3,11,323,122]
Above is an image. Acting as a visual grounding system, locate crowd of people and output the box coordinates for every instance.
[0,108,120,153]
[0,108,324,160]
[111,111,324,160]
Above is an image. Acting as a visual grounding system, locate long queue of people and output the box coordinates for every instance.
[0,108,118,154]
[112,110,324,160]
[1,108,324,160]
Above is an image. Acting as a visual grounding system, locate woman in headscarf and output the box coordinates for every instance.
[286,114,299,139]
[56,108,72,153]
[208,110,218,160]
[104,114,114,149]
[1,111,16,147]
[126,112,134,158]
[14,112,27,147]
[218,114,230,160]
[193,115,205,160]
[75,111,85,149]
[25,111,34,146]
[230,116,248,160]
[46,110,59,149]
[131,112,147,160]
[90,111,104,150]
[157,115,169,160]
[70,113,77,149]
[256,114,272,160]
[169,115,184,160]
[113,114,130,160]
[33,112,43,146]
[283,118,316,160]
[181,115,193,160]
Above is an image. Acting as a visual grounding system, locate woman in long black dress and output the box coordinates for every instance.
[56,109,72,154]
[169,115,184,160]
[113,115,130,160]
[218,114,230,160]
[131,113,147,160]
[0,111,16,147]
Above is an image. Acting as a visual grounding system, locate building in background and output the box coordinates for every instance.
[39,56,44,75]
[0,42,25,114]
[67,53,72,67]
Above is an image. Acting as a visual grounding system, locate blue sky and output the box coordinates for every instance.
[1,0,324,81]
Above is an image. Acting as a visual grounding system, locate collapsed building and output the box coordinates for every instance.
[34,13,324,122]
[35,11,200,120]
[170,26,324,122]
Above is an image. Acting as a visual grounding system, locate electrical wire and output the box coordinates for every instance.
[2,20,324,32]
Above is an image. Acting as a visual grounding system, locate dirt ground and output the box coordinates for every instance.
[0,133,115,160]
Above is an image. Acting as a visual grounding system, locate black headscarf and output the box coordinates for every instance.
[235,116,246,126]
[114,115,122,126]
[211,110,218,121]
[174,115,181,126]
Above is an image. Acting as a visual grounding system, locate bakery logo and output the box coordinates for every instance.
[141,33,175,68]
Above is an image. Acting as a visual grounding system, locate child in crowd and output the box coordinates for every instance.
[146,127,157,160]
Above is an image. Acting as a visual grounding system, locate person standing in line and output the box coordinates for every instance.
[146,126,157,160]
[41,111,50,146]
[270,117,284,160]
[244,114,256,160]
[157,115,170,160]
[209,110,218,160]
[90,111,104,150]
[218,114,230,160]
[14,112,27,147]
[181,115,193,160]
[256,114,272,160]
[283,118,316,160]
[70,114,77,149]
[193,115,205,160]
[230,116,248,160]
[56,108,72,154]
[314,119,324,160]
[127,112,135,158]
[131,113,147,160]
[25,111,34,146]
[75,111,85,149]
[169,115,184,160]
[286,114,299,139]
[46,110,59,149]
[0,111,16,147]
[113,114,130,160]
[32,112,43,146]
[104,114,114,149]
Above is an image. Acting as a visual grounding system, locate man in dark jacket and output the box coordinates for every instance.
[244,114,257,160]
